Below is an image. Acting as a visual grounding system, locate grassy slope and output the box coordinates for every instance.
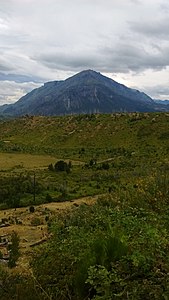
[0,113,169,201]
[0,112,168,205]
[0,153,58,170]
[0,112,168,160]
[0,112,169,300]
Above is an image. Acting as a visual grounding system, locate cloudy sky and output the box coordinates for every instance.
[0,0,169,105]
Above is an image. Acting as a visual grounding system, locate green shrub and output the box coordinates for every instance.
[29,206,35,213]
[31,217,42,226]
[8,231,20,268]
[45,193,53,203]
[54,160,70,172]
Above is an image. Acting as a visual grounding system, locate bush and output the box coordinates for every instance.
[31,217,42,226]
[45,193,53,203]
[29,206,35,213]
[54,160,71,173]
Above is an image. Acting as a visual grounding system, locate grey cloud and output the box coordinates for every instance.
[0,54,16,72]
[33,41,169,75]
[32,51,101,71]
[0,63,13,72]
[160,0,169,12]
[0,73,44,83]
[129,18,169,39]
[0,0,169,103]
[104,46,169,73]
[129,0,141,3]
[142,84,169,99]
[0,81,42,105]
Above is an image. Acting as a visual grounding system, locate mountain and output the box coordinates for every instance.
[0,104,10,113]
[0,70,168,116]
[154,99,169,105]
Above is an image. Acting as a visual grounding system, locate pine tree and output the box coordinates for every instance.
[8,231,20,268]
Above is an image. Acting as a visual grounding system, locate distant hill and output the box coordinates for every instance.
[154,99,169,105]
[0,70,168,116]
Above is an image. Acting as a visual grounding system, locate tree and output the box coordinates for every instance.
[8,231,20,268]
[29,206,35,213]
[54,160,71,173]
[46,193,53,203]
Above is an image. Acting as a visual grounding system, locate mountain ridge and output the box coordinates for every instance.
[0,70,168,116]
[154,99,169,105]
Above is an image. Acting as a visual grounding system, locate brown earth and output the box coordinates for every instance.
[0,195,98,270]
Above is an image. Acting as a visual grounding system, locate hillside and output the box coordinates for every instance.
[0,112,169,299]
[0,112,168,206]
[0,70,167,116]
[0,112,168,160]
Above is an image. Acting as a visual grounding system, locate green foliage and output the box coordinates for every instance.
[0,112,169,298]
[54,160,71,173]
[0,112,169,207]
[86,265,113,300]
[0,268,46,300]
[45,193,53,203]
[1,173,169,298]
[29,205,35,213]
[29,181,169,299]
[31,217,42,226]
[74,232,127,299]
[0,174,43,209]
[8,231,20,268]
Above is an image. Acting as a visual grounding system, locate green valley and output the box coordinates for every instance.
[0,112,169,299]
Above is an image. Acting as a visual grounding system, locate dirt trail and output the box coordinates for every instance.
[0,195,98,220]
[38,195,98,211]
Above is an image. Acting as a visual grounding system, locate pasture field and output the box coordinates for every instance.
[0,152,58,170]
[0,152,83,171]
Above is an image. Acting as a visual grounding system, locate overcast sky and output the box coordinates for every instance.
[0,0,169,104]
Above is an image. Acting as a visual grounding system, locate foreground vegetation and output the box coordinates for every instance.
[0,112,169,299]
[1,174,169,299]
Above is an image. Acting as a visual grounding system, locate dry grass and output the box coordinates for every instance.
[38,195,97,211]
[0,195,97,265]
[0,152,84,171]
[0,152,58,170]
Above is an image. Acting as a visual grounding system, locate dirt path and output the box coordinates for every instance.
[38,195,98,211]
[0,195,98,220]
